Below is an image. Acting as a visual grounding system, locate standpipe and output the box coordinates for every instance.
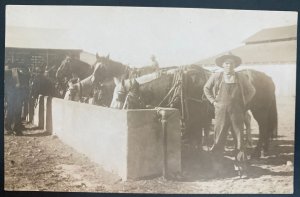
[157,109,168,180]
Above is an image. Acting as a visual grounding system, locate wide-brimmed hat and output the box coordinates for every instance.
[215,53,242,67]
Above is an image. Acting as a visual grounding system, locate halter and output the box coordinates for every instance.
[116,82,128,102]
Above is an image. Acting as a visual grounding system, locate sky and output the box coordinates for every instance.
[6,5,298,67]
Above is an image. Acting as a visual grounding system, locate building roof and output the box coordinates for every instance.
[5,26,81,50]
[80,51,97,65]
[243,25,297,44]
[196,25,297,66]
[195,40,296,66]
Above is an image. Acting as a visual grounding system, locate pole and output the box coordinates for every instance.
[158,109,168,179]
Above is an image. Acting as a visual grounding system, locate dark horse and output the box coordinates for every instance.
[56,55,94,81]
[110,65,213,147]
[94,53,130,81]
[239,69,277,158]
[58,53,129,106]
[128,65,159,78]
[110,66,278,160]
[204,69,277,160]
[89,53,131,106]
[55,56,94,98]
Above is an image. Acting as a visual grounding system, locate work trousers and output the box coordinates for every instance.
[212,82,245,153]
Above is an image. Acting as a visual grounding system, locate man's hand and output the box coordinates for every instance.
[213,101,218,107]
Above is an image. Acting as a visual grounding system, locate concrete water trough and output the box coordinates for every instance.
[33,95,181,180]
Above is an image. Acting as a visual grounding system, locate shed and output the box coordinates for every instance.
[5,26,94,70]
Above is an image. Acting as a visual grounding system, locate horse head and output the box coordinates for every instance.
[56,56,72,80]
[110,77,144,109]
[95,53,130,82]
[128,78,140,94]
[56,55,93,81]
[90,62,107,84]
[110,78,128,109]
[95,53,110,65]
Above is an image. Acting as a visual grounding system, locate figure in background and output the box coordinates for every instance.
[4,62,26,135]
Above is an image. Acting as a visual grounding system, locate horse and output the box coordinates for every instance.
[56,55,94,81]
[91,80,115,107]
[64,62,107,102]
[110,65,213,145]
[110,78,146,109]
[80,53,131,106]
[238,69,277,158]
[110,66,277,165]
[55,56,94,98]
[94,53,130,81]
[61,53,132,106]
[30,73,57,103]
[128,65,159,79]
[203,69,277,160]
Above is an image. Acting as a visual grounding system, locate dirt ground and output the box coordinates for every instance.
[4,96,295,194]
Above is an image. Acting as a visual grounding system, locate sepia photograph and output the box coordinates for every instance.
[3,4,297,194]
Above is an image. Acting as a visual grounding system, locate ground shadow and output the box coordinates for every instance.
[22,130,51,137]
[180,150,238,181]
[179,136,294,181]
[246,165,293,178]
[24,126,40,131]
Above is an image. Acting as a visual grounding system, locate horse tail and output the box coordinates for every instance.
[268,93,278,139]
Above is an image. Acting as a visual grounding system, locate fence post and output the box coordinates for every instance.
[38,95,44,129]
[44,96,53,134]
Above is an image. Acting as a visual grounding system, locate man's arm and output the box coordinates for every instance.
[238,72,256,106]
[203,74,217,104]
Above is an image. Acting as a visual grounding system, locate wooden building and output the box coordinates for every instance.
[5,26,94,71]
[196,25,297,96]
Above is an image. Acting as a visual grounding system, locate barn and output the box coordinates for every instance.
[5,26,96,71]
[196,25,297,97]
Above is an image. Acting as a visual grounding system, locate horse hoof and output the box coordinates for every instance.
[237,170,248,179]
[202,145,210,151]
[240,173,248,179]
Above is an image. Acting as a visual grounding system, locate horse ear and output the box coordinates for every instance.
[106,54,110,59]
[96,53,100,60]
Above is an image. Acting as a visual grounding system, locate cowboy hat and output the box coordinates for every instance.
[215,53,242,67]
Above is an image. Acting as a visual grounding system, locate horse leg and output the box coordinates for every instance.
[251,110,269,158]
[184,122,202,152]
[244,111,253,148]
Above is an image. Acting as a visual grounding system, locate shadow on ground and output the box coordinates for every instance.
[179,136,294,181]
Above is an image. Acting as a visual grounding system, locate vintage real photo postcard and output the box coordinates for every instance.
[4,5,297,194]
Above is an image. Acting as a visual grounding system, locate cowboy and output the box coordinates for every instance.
[203,53,255,177]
